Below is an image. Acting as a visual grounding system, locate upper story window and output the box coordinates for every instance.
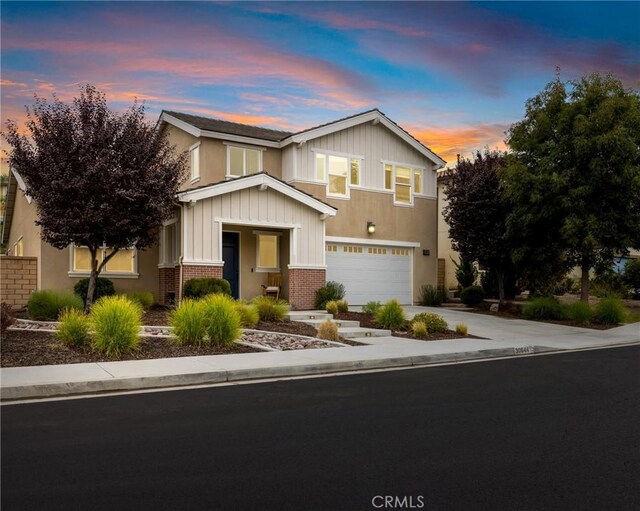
[71,245,137,276]
[190,142,200,182]
[384,163,425,205]
[227,144,262,177]
[315,152,362,198]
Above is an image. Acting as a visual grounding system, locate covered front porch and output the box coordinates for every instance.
[161,173,336,309]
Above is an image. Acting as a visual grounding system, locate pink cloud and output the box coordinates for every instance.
[312,11,427,38]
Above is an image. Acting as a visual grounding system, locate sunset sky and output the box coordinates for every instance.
[1,1,639,165]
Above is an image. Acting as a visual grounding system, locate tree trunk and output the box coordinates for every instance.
[84,248,99,313]
[580,265,590,303]
[496,270,505,305]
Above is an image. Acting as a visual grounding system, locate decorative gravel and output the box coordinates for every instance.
[241,330,346,351]
[8,319,346,351]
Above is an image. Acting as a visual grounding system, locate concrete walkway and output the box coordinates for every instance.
[2,307,638,401]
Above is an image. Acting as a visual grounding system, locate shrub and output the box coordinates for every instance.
[593,297,626,325]
[251,295,288,322]
[623,259,640,298]
[202,294,242,347]
[412,321,427,337]
[74,277,116,305]
[235,302,259,328]
[453,255,477,290]
[460,286,485,307]
[455,323,468,336]
[412,312,448,333]
[27,290,83,321]
[362,301,382,315]
[1,302,15,336]
[314,281,345,309]
[325,300,339,315]
[418,285,444,306]
[591,271,628,298]
[336,299,349,313]
[522,297,565,321]
[90,296,141,358]
[375,299,406,330]
[169,299,208,346]
[564,301,593,324]
[56,308,90,346]
[317,320,340,342]
[124,291,154,310]
[183,278,232,299]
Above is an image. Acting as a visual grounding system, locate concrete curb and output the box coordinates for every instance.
[2,341,638,402]
[0,345,556,401]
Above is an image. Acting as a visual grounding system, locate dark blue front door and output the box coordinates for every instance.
[222,232,240,299]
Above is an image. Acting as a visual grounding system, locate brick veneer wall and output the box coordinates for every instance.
[288,268,326,310]
[1,256,37,308]
[158,267,176,305]
[181,264,223,300]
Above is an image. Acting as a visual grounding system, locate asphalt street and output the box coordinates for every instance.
[2,345,639,511]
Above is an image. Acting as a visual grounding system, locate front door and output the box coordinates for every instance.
[222,232,240,299]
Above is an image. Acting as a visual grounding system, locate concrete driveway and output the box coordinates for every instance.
[401,306,640,350]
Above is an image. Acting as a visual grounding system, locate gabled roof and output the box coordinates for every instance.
[177,172,338,217]
[164,111,292,142]
[160,108,446,168]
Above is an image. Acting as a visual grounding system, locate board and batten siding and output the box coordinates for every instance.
[283,122,438,197]
[183,187,325,267]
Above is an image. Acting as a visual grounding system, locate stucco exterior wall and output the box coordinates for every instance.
[437,178,459,291]
[294,182,438,301]
[6,189,42,288]
[40,243,160,300]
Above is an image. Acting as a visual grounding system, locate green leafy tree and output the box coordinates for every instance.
[443,150,512,304]
[506,73,640,301]
[3,85,188,311]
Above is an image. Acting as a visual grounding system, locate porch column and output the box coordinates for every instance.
[288,267,326,310]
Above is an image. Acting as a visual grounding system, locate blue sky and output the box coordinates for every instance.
[2,1,638,163]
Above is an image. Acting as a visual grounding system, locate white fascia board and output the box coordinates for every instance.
[377,116,446,169]
[11,169,32,203]
[325,236,421,248]
[160,112,280,148]
[204,131,280,148]
[160,112,201,138]
[177,174,337,216]
[281,111,379,146]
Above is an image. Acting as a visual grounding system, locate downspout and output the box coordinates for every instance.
[176,200,184,303]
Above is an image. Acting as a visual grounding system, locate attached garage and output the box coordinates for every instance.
[325,242,414,305]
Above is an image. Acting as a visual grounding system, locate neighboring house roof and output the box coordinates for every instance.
[177,172,338,217]
[160,108,446,168]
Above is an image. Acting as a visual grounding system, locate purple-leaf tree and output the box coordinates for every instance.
[3,85,187,311]
[443,150,513,304]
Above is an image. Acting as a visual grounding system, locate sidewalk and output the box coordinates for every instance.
[2,307,638,401]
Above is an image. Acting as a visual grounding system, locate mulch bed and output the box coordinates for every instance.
[466,302,618,330]
[1,329,259,368]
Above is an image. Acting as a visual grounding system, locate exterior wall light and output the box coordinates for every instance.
[367,221,376,234]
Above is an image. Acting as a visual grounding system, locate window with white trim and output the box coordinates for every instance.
[190,143,200,181]
[315,152,362,198]
[71,245,137,275]
[383,163,425,205]
[256,233,279,272]
[228,145,262,177]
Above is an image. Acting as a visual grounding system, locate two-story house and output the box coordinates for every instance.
[4,108,445,309]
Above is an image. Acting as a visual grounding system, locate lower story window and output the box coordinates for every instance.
[256,233,279,271]
[72,245,137,275]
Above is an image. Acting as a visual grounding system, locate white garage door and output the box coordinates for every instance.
[326,243,412,305]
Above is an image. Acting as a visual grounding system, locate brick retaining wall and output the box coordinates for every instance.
[1,256,37,308]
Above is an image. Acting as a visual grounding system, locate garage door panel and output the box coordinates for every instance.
[326,243,412,305]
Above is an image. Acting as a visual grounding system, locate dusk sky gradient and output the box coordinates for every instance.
[2,1,639,165]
